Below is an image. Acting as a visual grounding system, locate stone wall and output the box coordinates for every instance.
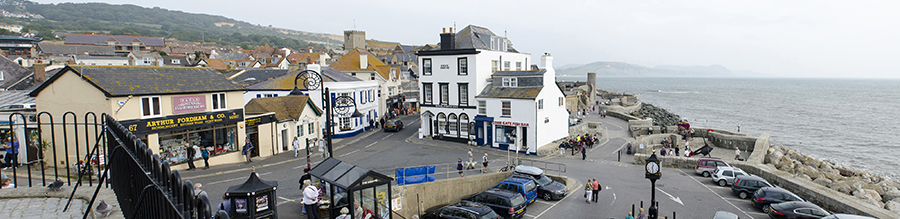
[599,101,643,114]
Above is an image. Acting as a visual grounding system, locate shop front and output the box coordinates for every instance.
[120,109,245,167]
[491,121,529,153]
[244,113,277,159]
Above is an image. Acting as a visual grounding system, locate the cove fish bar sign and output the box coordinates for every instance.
[120,109,244,135]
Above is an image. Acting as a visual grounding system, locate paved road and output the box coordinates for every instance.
[178,112,763,219]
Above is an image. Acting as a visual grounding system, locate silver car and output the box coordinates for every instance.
[711,167,747,186]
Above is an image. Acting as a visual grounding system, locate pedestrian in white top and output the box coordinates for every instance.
[302,180,320,219]
[735,147,741,160]
[293,137,301,158]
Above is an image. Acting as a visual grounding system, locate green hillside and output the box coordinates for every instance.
[0,0,342,49]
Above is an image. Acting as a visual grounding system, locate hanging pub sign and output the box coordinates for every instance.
[120,109,244,135]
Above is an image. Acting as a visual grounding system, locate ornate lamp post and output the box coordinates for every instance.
[645,151,661,219]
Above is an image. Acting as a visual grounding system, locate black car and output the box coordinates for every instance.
[510,166,567,201]
[384,119,403,132]
[731,175,773,199]
[751,187,804,212]
[423,201,501,219]
[767,201,831,219]
[463,188,527,219]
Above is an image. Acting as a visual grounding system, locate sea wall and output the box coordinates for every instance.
[599,101,643,114]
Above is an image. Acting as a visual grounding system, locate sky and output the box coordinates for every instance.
[33,0,900,78]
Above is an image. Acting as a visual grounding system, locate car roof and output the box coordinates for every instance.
[699,157,725,161]
[776,201,822,209]
[715,166,742,172]
[453,201,494,215]
[759,187,791,192]
[483,188,520,198]
[514,165,543,175]
[823,214,877,219]
[712,211,739,219]
[735,175,765,181]
[501,177,533,184]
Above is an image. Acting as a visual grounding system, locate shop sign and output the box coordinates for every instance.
[245,114,276,127]
[172,95,207,114]
[120,109,244,135]
[492,121,529,127]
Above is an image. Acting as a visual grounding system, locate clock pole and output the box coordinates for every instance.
[645,151,661,219]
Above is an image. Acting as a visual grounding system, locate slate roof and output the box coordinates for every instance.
[209,52,251,60]
[396,45,415,53]
[0,56,32,90]
[6,66,64,91]
[0,90,34,106]
[64,33,165,47]
[74,55,129,61]
[130,51,162,59]
[227,69,291,86]
[244,95,322,121]
[161,56,193,67]
[438,25,518,52]
[246,67,361,90]
[329,49,392,81]
[37,44,115,56]
[365,40,400,50]
[29,66,243,97]
[493,69,546,76]
[476,84,542,99]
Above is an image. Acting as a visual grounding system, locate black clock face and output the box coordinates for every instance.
[333,96,356,116]
[299,71,321,90]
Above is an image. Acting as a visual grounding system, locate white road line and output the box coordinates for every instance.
[277,196,296,206]
[366,141,378,148]
[340,149,361,157]
[533,183,581,219]
[611,192,616,206]
[207,172,271,185]
[524,213,537,218]
[533,200,554,205]
[679,169,755,219]
[381,134,394,140]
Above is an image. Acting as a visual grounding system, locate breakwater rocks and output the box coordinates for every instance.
[630,103,681,126]
[765,144,900,213]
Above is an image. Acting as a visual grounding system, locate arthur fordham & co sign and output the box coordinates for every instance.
[120,109,244,135]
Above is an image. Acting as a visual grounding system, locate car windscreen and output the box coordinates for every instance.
[535,175,553,186]
[524,181,536,192]
[510,194,526,207]
[481,210,500,219]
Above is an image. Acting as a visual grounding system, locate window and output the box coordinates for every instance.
[516,62,522,70]
[495,126,515,144]
[458,83,468,105]
[423,83,433,104]
[143,57,151,64]
[538,99,543,110]
[502,77,517,87]
[448,114,458,135]
[370,73,375,81]
[308,123,315,134]
[559,97,564,106]
[440,83,449,105]
[390,68,397,80]
[491,60,499,72]
[388,87,395,96]
[437,113,447,134]
[458,57,468,75]
[141,96,161,117]
[299,124,304,136]
[211,93,226,110]
[340,117,351,131]
[504,61,511,70]
[460,114,469,135]
[478,101,486,114]
[172,59,181,64]
[502,101,511,116]
[423,59,432,75]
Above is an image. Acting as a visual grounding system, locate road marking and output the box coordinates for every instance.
[610,142,629,155]
[533,183,581,219]
[207,172,271,185]
[679,169,755,219]
[381,134,394,140]
[340,149,360,157]
[524,214,537,218]
[533,200,554,205]
[277,196,296,206]
[656,188,684,205]
[611,192,616,206]
[365,141,378,148]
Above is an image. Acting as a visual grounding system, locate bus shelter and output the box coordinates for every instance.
[309,157,394,219]
[225,171,279,219]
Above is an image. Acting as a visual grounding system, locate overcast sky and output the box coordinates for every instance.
[34,0,900,78]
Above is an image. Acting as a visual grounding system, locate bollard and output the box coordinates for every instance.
[618,150,621,162]
[632,204,635,216]
[640,201,643,208]
[673,211,676,219]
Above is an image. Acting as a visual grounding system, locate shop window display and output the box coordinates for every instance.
[495,126,516,144]
[158,124,237,164]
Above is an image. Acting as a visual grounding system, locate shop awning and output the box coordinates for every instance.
[473,115,494,122]
[309,157,393,189]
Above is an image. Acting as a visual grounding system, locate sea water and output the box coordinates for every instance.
[561,77,900,177]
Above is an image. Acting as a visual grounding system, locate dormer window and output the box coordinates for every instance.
[502,77,517,87]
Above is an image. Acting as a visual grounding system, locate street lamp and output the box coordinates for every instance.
[645,151,661,219]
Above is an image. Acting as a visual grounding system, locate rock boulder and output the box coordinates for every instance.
[813,178,832,187]
[886,199,900,214]
[883,190,900,202]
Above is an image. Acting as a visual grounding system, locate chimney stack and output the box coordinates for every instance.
[541,53,553,69]
[440,27,455,50]
[33,63,46,83]
[360,52,368,69]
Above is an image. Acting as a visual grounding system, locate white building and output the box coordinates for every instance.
[244,64,379,138]
[417,25,567,154]
[74,55,129,66]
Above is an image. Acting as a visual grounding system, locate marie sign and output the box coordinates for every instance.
[172,95,207,114]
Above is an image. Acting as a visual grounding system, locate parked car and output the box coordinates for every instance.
[767,201,831,219]
[711,166,747,186]
[510,165,567,201]
[821,214,877,219]
[752,187,805,212]
[423,201,501,219]
[732,175,774,199]
[383,119,403,132]
[492,177,538,204]
[711,211,740,219]
[463,188,527,219]
[695,157,730,177]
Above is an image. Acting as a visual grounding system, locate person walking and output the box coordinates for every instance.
[735,147,741,160]
[467,149,476,170]
[591,178,600,202]
[293,137,301,158]
[215,194,233,219]
[299,168,311,215]
[193,183,208,197]
[457,158,464,177]
[3,137,18,170]
[200,146,210,169]
[481,153,489,173]
[302,180,320,219]
[369,119,375,131]
[625,212,635,219]
[584,179,593,204]
[186,143,196,170]
[243,139,254,163]
[580,145,587,160]
[637,208,646,219]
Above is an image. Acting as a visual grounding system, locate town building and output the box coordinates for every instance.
[29,66,267,169]
[244,95,322,156]
[416,25,568,154]
[127,51,164,66]
[329,49,403,120]
[64,33,165,54]
[74,55,130,66]
[0,35,41,57]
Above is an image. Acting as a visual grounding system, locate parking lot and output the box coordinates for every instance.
[679,169,770,219]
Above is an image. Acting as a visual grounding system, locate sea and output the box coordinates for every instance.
[559,77,900,178]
